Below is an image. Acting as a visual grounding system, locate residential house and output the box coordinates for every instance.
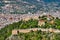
[38,20,45,26]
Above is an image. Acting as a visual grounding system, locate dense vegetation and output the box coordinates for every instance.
[0,15,60,40]
[0,19,38,40]
[7,30,60,40]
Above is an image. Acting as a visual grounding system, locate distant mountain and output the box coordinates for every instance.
[0,0,60,14]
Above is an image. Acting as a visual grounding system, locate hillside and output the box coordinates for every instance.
[0,15,60,40]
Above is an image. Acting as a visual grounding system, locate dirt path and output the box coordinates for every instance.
[12,28,60,35]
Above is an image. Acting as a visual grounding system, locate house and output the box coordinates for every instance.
[38,20,45,26]
[32,16,39,20]
[49,20,55,24]
[47,15,54,20]
[22,16,31,21]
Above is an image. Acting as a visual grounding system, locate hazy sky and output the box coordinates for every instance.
[43,0,60,2]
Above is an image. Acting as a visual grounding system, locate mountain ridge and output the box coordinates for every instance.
[0,0,60,14]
